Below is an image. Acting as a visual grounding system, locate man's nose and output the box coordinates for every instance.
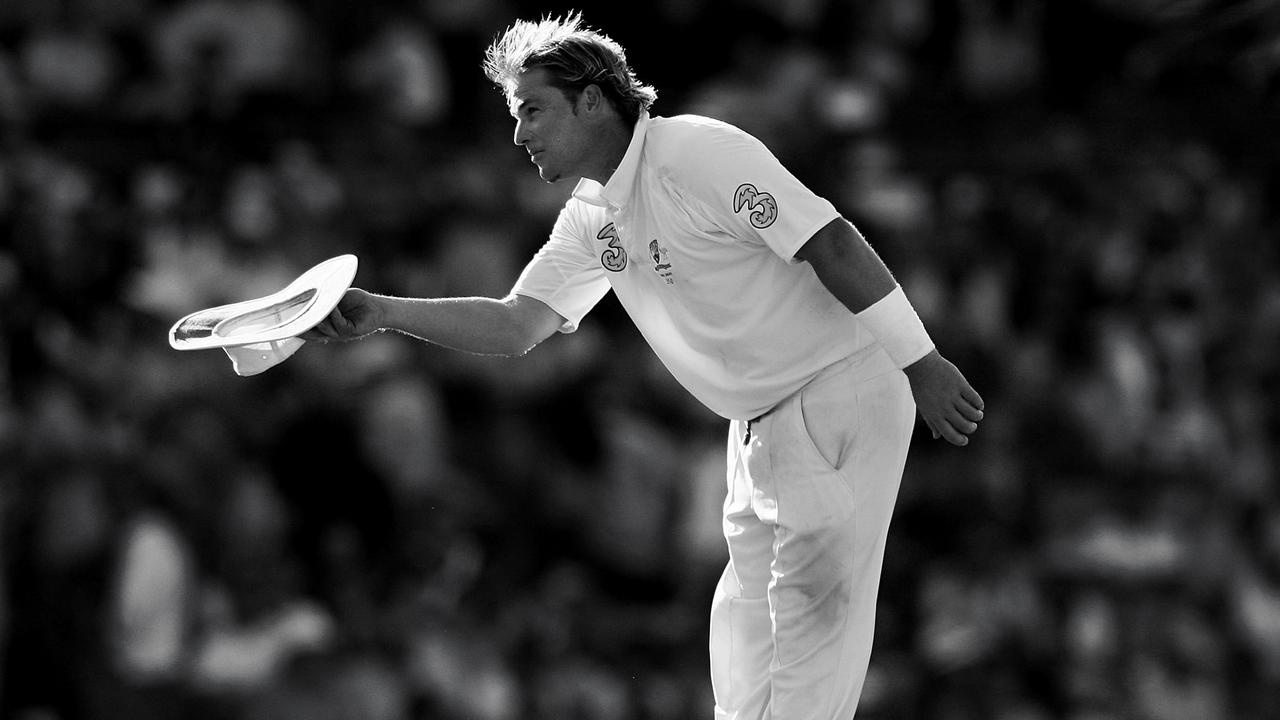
[513,118,528,146]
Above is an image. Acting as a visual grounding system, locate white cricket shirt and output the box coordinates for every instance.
[512,113,895,420]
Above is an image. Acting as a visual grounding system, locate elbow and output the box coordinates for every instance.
[495,295,559,357]
[496,333,552,358]
[481,326,539,357]
[502,336,541,357]
[510,322,557,356]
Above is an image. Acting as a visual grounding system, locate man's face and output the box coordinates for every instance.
[509,68,591,183]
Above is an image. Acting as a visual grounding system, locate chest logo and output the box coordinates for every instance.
[649,239,675,285]
[733,183,778,229]
[599,223,627,272]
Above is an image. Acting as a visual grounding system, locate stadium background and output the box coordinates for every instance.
[1,0,1278,718]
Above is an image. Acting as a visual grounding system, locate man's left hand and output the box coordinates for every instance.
[903,349,985,446]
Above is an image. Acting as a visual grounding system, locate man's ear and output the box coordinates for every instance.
[580,84,604,113]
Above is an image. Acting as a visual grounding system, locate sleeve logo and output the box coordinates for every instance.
[733,183,778,229]
[599,223,628,272]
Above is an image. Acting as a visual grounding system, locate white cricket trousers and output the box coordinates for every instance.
[710,358,916,720]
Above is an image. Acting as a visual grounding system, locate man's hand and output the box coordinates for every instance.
[301,288,385,343]
[903,349,985,446]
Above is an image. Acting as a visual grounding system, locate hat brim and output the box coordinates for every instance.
[169,254,358,351]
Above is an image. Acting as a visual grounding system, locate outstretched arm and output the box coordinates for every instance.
[795,217,985,446]
[303,289,567,357]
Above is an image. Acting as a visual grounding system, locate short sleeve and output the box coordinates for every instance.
[660,120,840,261]
[511,202,611,332]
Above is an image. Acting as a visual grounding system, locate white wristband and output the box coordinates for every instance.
[856,285,935,368]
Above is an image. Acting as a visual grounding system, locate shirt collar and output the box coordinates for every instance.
[571,112,650,210]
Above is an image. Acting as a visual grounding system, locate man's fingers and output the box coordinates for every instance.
[327,307,347,331]
[301,308,349,343]
[910,361,983,446]
[958,399,984,423]
[302,318,335,340]
[314,320,338,340]
[949,407,980,434]
[962,385,985,412]
[921,416,940,440]
[322,307,354,338]
[927,409,977,446]
[936,418,969,446]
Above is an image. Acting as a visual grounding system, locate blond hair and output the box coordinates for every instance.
[483,11,657,126]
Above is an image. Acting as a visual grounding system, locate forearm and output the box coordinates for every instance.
[375,294,543,356]
[798,217,934,367]
[796,218,898,313]
[793,215,896,311]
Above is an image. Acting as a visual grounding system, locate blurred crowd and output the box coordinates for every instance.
[2,0,1279,718]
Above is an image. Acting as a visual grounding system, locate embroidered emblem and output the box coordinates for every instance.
[599,223,627,272]
[733,183,778,229]
[648,239,675,285]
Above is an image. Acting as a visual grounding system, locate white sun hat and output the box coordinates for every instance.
[169,254,358,376]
